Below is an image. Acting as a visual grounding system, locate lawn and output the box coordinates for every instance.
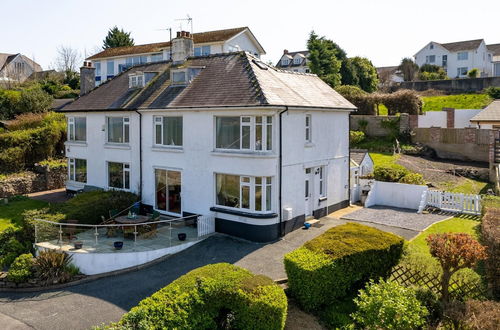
[369,152,399,167]
[439,178,493,195]
[421,94,492,112]
[0,197,48,232]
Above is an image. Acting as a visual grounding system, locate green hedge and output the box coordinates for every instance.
[106,263,287,330]
[284,223,404,310]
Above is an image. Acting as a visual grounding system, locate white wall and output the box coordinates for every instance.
[365,181,428,210]
[359,156,374,176]
[418,109,483,128]
[455,109,482,128]
[224,31,261,56]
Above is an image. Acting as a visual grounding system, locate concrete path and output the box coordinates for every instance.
[0,209,411,330]
[27,189,69,204]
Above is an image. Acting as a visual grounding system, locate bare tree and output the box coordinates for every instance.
[55,45,82,73]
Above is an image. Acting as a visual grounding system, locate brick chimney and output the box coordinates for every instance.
[283,49,289,54]
[80,61,95,96]
[171,31,194,65]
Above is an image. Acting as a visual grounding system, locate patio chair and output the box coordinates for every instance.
[64,220,78,241]
[139,211,161,239]
[102,216,118,238]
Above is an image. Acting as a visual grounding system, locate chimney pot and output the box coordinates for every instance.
[284,49,289,54]
[176,31,181,38]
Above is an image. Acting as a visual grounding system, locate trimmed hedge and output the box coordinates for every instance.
[106,263,287,330]
[284,223,404,310]
[481,207,500,299]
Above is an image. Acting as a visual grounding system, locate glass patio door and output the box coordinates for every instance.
[155,169,181,215]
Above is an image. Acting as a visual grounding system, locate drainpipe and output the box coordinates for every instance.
[278,106,289,238]
[135,110,143,199]
[348,114,351,206]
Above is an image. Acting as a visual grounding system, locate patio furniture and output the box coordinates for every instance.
[115,215,150,239]
[64,220,79,240]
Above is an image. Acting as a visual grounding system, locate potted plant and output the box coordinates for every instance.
[74,241,83,249]
[113,241,124,250]
[178,233,187,241]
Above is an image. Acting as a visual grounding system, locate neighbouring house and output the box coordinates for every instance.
[414,39,497,78]
[0,53,42,85]
[377,66,404,87]
[470,100,500,129]
[488,43,500,77]
[350,150,373,203]
[86,27,265,87]
[275,50,310,73]
[60,31,356,242]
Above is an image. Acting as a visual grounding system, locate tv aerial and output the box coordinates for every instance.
[175,14,193,33]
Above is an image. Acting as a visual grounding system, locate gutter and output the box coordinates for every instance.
[134,110,143,199]
[278,106,289,238]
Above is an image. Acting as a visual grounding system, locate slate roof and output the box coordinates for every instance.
[487,43,500,56]
[350,149,369,165]
[61,52,356,112]
[87,27,261,60]
[276,51,309,68]
[470,100,500,122]
[438,39,483,52]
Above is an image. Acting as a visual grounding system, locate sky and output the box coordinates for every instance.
[2,0,500,70]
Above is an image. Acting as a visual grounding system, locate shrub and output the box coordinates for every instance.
[399,172,425,185]
[106,263,287,330]
[20,208,66,243]
[284,223,404,310]
[351,279,428,329]
[38,158,67,170]
[443,300,500,330]
[0,229,30,267]
[34,250,75,285]
[414,287,442,325]
[381,89,423,115]
[373,164,409,182]
[426,233,487,302]
[485,86,500,99]
[59,190,139,225]
[7,253,34,283]
[349,130,365,145]
[468,68,479,78]
[6,112,46,130]
[380,117,400,140]
[481,207,500,299]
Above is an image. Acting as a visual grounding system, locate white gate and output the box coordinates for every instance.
[197,215,215,237]
[426,191,481,215]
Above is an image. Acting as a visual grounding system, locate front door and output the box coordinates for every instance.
[305,168,314,217]
[350,168,360,203]
[155,169,182,215]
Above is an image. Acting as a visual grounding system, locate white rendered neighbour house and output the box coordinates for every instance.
[61,32,356,242]
[414,39,494,78]
[87,27,265,87]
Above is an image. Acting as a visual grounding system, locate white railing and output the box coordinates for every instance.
[426,191,481,215]
[197,215,215,237]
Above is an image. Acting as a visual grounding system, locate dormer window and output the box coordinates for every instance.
[281,59,289,66]
[293,57,301,65]
[171,67,203,85]
[172,71,186,84]
[430,44,434,49]
[129,73,144,88]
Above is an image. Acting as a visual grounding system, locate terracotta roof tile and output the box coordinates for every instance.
[87,27,248,60]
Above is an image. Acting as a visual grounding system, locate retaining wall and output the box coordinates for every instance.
[0,166,67,197]
[393,76,500,93]
[365,181,428,210]
[350,114,409,136]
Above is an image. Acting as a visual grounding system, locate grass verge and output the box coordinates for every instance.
[0,197,48,232]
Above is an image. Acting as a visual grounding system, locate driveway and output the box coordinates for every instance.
[0,212,414,330]
[341,205,451,238]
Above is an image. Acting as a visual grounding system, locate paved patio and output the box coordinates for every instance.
[340,205,452,233]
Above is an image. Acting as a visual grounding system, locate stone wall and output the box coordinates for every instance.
[350,114,409,137]
[0,166,67,198]
[393,76,500,93]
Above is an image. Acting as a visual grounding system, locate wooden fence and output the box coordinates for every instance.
[414,128,492,145]
[390,265,486,300]
[426,191,481,215]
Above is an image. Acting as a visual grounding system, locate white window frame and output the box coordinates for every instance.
[67,116,86,142]
[457,67,468,76]
[129,74,144,88]
[68,158,87,183]
[107,162,130,190]
[318,166,326,198]
[106,116,130,144]
[425,55,435,63]
[293,57,301,65]
[215,116,273,152]
[215,173,273,213]
[153,116,183,147]
[305,114,312,143]
[281,58,289,66]
[457,52,468,61]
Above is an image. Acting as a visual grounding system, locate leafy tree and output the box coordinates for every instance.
[18,87,53,115]
[467,68,479,78]
[426,233,487,303]
[307,31,342,88]
[348,57,379,93]
[103,26,135,49]
[398,58,419,81]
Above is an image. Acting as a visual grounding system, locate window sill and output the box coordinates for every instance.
[304,142,315,148]
[319,196,327,202]
[151,146,183,153]
[212,150,276,158]
[104,143,131,150]
[65,141,87,147]
[210,207,278,219]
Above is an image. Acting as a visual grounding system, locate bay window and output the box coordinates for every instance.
[154,116,182,146]
[107,117,129,143]
[108,162,130,190]
[215,116,273,151]
[68,117,86,142]
[216,174,272,212]
[68,158,87,183]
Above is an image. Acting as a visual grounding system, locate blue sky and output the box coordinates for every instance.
[2,0,499,70]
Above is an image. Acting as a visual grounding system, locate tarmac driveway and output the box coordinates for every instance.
[0,212,420,330]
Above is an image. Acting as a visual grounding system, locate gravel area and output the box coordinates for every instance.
[341,206,451,232]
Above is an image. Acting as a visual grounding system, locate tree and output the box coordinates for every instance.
[398,58,419,81]
[103,26,135,49]
[307,31,342,88]
[467,68,479,78]
[348,57,379,93]
[418,64,447,80]
[18,87,53,115]
[426,233,487,303]
[55,45,81,74]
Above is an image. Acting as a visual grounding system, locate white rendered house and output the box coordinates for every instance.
[414,39,494,78]
[86,27,265,87]
[62,32,355,242]
[275,50,310,73]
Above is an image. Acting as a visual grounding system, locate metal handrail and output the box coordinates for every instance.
[34,214,198,228]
